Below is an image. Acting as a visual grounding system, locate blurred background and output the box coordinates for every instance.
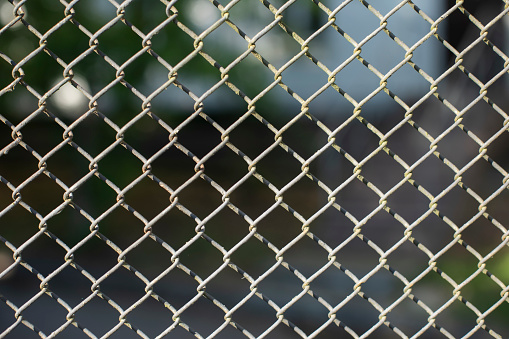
[1,0,509,338]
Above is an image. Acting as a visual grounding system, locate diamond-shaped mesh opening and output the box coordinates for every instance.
[439,71,488,110]
[387,63,436,105]
[385,181,431,222]
[92,24,144,66]
[361,151,406,192]
[283,116,328,157]
[149,29,196,69]
[0,146,39,186]
[13,54,62,96]
[383,3,432,44]
[460,99,506,139]
[228,235,276,277]
[16,292,70,334]
[121,53,170,94]
[181,0,221,32]
[68,56,116,97]
[177,236,225,277]
[0,206,38,252]
[362,31,407,75]
[357,91,404,125]
[256,264,306,306]
[254,147,302,189]
[334,294,382,335]
[148,153,198,192]
[99,265,148,305]
[230,55,283,100]
[387,238,431,279]
[0,255,35,294]
[17,175,64,216]
[94,206,146,250]
[360,209,406,252]
[124,238,174,279]
[282,292,332,333]
[45,21,91,63]
[120,116,170,156]
[229,295,281,335]
[460,271,507,312]
[460,216,505,256]
[16,235,68,278]
[0,30,37,68]
[280,54,331,100]
[199,207,250,249]
[412,37,450,80]
[307,145,356,189]
[150,263,199,303]
[127,172,169,211]
[334,0,379,42]
[280,179,327,220]
[255,205,303,248]
[410,154,455,197]
[335,58,383,104]
[172,177,224,218]
[21,1,63,33]
[175,292,229,336]
[96,145,143,188]
[462,43,506,85]
[306,205,355,246]
[2,1,509,338]
[39,206,90,248]
[309,262,356,301]
[411,213,454,255]
[198,26,249,67]
[67,176,116,220]
[230,0,280,37]
[385,123,430,164]
[435,184,481,226]
[122,0,169,33]
[107,297,174,338]
[333,235,381,278]
[388,296,435,336]
[411,269,454,308]
[69,0,117,32]
[335,176,381,220]
[0,98,36,133]
[69,235,119,279]
[333,118,381,161]
[121,297,177,337]
[41,262,93,303]
[434,297,484,338]
[15,118,66,155]
[282,235,329,275]
[435,243,481,284]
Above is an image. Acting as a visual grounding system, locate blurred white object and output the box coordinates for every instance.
[51,74,91,118]
[0,1,25,30]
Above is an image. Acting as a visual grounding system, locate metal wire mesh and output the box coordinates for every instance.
[1,0,509,338]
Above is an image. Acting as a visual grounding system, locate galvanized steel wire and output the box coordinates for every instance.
[1,0,509,338]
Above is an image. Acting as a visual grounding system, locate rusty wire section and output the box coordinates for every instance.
[1,0,509,338]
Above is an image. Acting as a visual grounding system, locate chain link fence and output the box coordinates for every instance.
[1,0,509,338]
